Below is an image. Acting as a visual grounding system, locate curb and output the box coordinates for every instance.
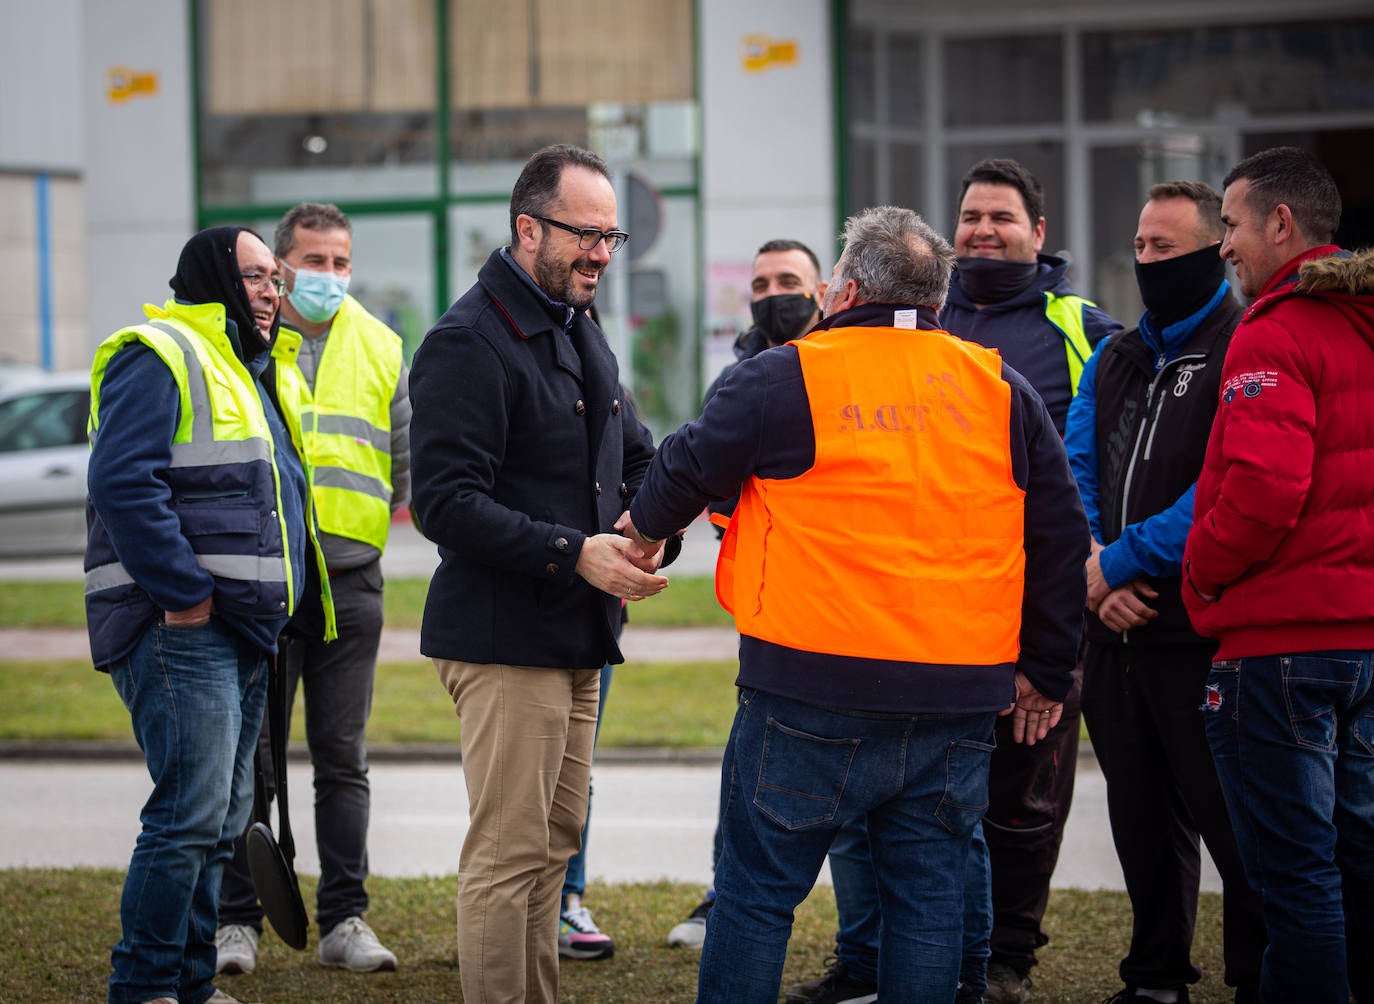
[0,739,1099,766]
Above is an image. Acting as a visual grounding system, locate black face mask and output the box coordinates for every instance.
[954,257,1040,305]
[1134,243,1227,328]
[751,293,817,345]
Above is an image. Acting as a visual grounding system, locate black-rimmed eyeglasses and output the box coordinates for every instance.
[241,272,286,295]
[533,216,630,253]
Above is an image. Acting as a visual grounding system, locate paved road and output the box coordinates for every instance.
[0,752,1221,894]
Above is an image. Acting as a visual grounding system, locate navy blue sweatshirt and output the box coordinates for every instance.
[630,303,1087,711]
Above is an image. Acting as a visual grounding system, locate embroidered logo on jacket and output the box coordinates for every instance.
[1173,362,1206,398]
[1221,369,1278,404]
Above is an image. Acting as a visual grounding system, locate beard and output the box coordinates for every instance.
[533,240,602,310]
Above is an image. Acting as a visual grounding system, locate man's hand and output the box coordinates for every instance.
[576,533,669,601]
[1097,580,1159,633]
[999,670,1063,746]
[613,511,667,572]
[165,596,213,628]
[1085,544,1110,610]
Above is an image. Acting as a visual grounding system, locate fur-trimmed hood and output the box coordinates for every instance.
[1296,247,1374,295]
[1246,246,1374,354]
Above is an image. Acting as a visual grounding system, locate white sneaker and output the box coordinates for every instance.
[205,991,262,1004]
[666,893,714,948]
[214,924,259,975]
[317,915,398,972]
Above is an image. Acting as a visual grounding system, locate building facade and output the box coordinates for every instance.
[3,0,1371,433]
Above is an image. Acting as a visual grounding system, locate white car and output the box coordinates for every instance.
[0,371,92,556]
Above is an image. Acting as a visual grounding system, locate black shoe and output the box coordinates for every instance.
[956,984,988,1004]
[985,961,1032,1004]
[783,957,879,1004]
[1102,989,1190,1004]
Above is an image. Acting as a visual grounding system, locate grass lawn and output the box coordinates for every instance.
[1,868,1234,1003]
[0,574,742,747]
[0,658,743,748]
[0,576,734,631]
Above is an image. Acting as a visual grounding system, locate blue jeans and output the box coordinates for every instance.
[221,560,384,935]
[697,687,996,1004]
[827,815,992,993]
[563,662,613,901]
[107,618,268,1004]
[1204,650,1374,1004]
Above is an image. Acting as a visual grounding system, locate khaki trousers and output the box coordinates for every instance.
[435,660,600,1004]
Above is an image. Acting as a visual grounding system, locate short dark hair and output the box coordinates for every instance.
[959,158,1045,226]
[509,144,612,245]
[1222,146,1341,244]
[836,206,956,310]
[274,202,352,258]
[1147,180,1225,243]
[755,239,822,280]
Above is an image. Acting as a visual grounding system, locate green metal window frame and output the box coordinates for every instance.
[188,0,703,361]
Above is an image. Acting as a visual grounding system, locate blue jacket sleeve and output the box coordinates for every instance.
[1099,483,1196,587]
[87,345,215,612]
[1064,339,1105,543]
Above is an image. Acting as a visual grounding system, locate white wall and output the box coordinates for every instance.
[699,0,835,384]
[0,0,87,370]
[82,0,195,354]
[0,0,84,173]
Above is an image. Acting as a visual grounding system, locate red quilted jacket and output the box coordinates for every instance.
[1184,245,1374,659]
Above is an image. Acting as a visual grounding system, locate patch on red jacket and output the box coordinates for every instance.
[1201,683,1224,712]
[1222,369,1278,404]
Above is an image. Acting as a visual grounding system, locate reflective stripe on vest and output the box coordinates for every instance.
[279,297,400,551]
[84,319,290,600]
[1043,292,1096,397]
[716,325,1026,664]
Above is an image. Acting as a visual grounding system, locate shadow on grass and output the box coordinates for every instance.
[3,869,1236,1003]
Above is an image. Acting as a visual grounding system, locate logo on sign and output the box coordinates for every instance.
[108,67,159,103]
[741,35,799,73]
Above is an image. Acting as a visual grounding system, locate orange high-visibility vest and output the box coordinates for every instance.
[715,324,1026,665]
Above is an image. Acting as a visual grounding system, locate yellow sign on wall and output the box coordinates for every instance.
[107,67,159,103]
[740,34,799,73]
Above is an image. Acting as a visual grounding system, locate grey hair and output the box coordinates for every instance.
[836,206,957,310]
[274,202,352,258]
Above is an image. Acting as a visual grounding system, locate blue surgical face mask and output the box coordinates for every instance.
[285,264,349,323]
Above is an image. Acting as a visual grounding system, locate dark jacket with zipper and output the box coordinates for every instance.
[408,249,660,669]
[1066,285,1241,646]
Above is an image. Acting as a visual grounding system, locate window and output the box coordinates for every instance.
[0,388,89,453]
[944,34,1063,128]
[1081,20,1374,124]
[199,0,439,204]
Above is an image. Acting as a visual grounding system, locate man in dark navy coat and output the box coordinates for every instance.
[408,143,671,1004]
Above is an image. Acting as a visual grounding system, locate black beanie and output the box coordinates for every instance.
[169,226,278,357]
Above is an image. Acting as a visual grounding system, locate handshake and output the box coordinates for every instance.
[571,511,682,603]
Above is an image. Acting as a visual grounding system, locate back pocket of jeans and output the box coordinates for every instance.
[935,737,995,837]
[1282,654,1361,750]
[753,717,860,830]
